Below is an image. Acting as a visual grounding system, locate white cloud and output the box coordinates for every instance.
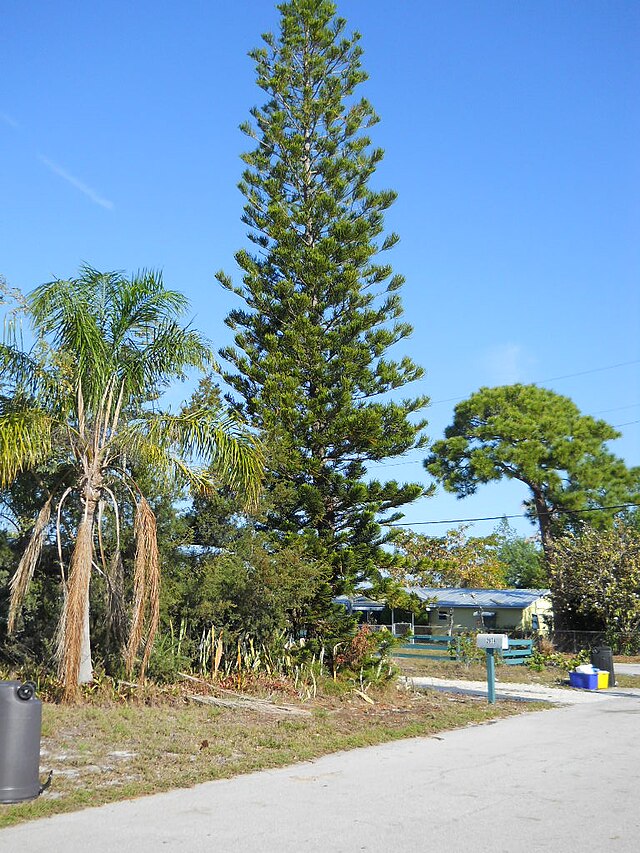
[482,343,534,385]
[0,111,19,129]
[38,155,114,211]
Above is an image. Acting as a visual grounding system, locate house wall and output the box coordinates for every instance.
[521,597,553,634]
[425,601,552,634]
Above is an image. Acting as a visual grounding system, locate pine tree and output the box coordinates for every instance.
[217,0,429,591]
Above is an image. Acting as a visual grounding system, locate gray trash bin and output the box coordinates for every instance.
[590,646,615,688]
[0,681,45,803]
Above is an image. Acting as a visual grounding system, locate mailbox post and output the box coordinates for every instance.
[476,634,508,704]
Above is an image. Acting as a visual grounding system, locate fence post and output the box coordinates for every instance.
[486,650,496,703]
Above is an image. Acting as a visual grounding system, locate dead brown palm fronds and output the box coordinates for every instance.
[58,510,96,700]
[125,497,160,680]
[98,485,127,648]
[7,494,54,632]
[96,499,108,575]
[105,549,127,650]
[139,512,160,681]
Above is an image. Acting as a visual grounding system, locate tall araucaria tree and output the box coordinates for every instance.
[217,0,429,590]
[0,268,262,699]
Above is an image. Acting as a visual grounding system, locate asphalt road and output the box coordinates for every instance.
[2,689,639,853]
[616,663,640,676]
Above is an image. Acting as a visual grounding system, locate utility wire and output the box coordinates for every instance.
[370,413,639,470]
[593,402,640,415]
[428,358,640,406]
[385,503,640,527]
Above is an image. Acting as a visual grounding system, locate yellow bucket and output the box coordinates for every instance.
[597,670,609,689]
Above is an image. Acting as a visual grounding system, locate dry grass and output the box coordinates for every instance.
[0,680,534,829]
[392,654,570,686]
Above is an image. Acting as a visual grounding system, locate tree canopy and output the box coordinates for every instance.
[425,384,638,556]
[493,519,546,589]
[217,0,428,590]
[388,526,507,590]
[549,521,640,651]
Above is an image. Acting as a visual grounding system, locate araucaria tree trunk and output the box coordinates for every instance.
[218,0,429,591]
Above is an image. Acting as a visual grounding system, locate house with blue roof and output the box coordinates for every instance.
[335,588,553,636]
[407,588,552,634]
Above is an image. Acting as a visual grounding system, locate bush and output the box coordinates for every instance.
[527,648,590,672]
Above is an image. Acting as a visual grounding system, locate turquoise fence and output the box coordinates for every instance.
[394,635,533,665]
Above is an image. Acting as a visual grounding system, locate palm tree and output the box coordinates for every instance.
[0,267,262,699]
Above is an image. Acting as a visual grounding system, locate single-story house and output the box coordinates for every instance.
[407,588,552,635]
[334,588,552,636]
[332,594,386,615]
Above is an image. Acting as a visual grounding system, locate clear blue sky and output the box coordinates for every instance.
[2,0,639,539]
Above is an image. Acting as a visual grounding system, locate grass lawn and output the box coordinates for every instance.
[0,680,536,829]
[394,655,568,685]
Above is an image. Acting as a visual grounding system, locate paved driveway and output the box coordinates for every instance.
[1,688,639,853]
[406,674,640,704]
[615,663,640,676]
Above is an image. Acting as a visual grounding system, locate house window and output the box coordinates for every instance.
[475,610,497,629]
[438,609,449,622]
[483,612,497,629]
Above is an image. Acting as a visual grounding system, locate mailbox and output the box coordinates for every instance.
[476,633,508,650]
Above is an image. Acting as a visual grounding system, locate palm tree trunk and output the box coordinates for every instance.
[79,591,92,684]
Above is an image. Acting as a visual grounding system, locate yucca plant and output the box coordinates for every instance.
[0,267,262,699]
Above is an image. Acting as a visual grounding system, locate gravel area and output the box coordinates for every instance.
[405,675,640,705]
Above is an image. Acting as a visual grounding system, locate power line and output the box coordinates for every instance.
[429,358,640,406]
[534,359,640,385]
[370,415,638,469]
[594,402,640,415]
[368,396,639,471]
[385,503,640,527]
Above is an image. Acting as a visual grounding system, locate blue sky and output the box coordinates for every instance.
[2,0,639,539]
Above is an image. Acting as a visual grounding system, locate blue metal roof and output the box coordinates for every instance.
[333,594,386,612]
[406,588,550,609]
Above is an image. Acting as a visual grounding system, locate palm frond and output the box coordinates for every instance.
[110,269,189,345]
[117,322,215,401]
[29,274,112,400]
[0,408,54,486]
[28,268,216,411]
[7,495,54,632]
[0,343,62,406]
[125,497,160,680]
[119,409,264,508]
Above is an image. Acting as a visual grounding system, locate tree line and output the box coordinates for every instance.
[2,1,639,697]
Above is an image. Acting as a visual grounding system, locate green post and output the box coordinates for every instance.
[486,649,496,704]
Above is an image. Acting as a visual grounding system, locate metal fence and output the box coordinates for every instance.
[548,630,640,654]
[365,623,640,655]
